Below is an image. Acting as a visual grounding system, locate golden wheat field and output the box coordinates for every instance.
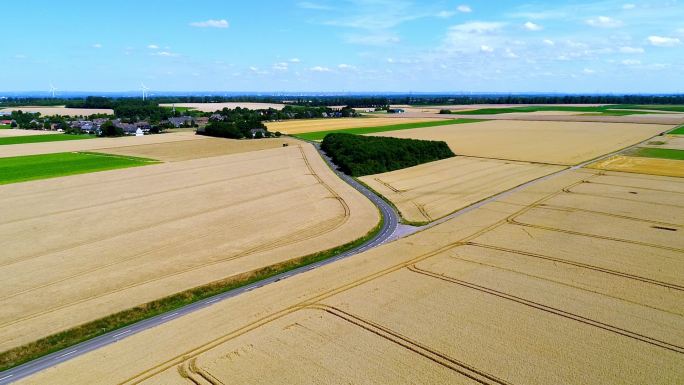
[100,136,298,161]
[0,143,378,352]
[265,117,444,135]
[589,155,684,177]
[0,131,208,158]
[360,156,564,223]
[159,102,286,111]
[370,120,669,165]
[0,129,60,138]
[20,167,684,385]
[0,106,114,116]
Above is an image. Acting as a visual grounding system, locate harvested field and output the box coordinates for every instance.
[21,168,684,385]
[0,143,378,352]
[370,120,670,165]
[589,155,684,177]
[266,117,445,135]
[0,131,205,158]
[360,156,564,222]
[0,129,59,138]
[100,136,299,162]
[0,106,113,116]
[643,135,684,150]
[159,102,285,111]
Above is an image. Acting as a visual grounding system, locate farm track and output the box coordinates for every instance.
[0,147,352,329]
[307,304,512,385]
[406,263,684,353]
[465,243,684,292]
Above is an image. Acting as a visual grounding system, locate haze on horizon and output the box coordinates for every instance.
[2,0,683,94]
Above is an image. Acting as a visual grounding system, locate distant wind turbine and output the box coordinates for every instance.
[141,83,150,101]
[49,82,57,98]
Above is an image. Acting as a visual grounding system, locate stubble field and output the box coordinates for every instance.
[360,156,564,223]
[266,117,444,135]
[0,143,378,353]
[21,167,683,385]
[370,120,669,165]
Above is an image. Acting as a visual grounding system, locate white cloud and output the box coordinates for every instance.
[386,58,395,63]
[523,21,542,31]
[457,5,472,13]
[622,3,636,9]
[289,58,301,63]
[189,19,229,28]
[273,62,289,71]
[543,39,555,46]
[648,35,681,47]
[309,66,331,72]
[619,46,644,53]
[583,68,595,74]
[92,43,102,49]
[147,44,159,49]
[153,51,178,57]
[480,45,494,53]
[450,21,503,34]
[586,16,622,28]
[504,48,518,58]
[14,54,27,59]
[338,63,356,70]
[622,59,641,65]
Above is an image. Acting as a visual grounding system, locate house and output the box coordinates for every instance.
[249,128,267,138]
[168,116,194,128]
[209,113,225,121]
[0,120,12,125]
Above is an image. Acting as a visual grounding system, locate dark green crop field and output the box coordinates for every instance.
[0,134,93,146]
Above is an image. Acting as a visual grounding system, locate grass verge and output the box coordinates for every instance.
[630,147,684,160]
[292,118,485,141]
[669,126,684,135]
[0,124,10,129]
[0,152,159,185]
[0,217,383,372]
[0,134,93,146]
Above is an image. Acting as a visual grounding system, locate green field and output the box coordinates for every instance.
[631,147,684,161]
[0,124,10,129]
[669,126,684,135]
[0,152,159,185]
[0,134,93,146]
[610,105,684,113]
[453,105,651,116]
[293,119,485,141]
[162,106,196,113]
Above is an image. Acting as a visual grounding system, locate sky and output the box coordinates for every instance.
[1,0,683,93]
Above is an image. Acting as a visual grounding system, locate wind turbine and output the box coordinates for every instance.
[49,82,57,98]
[141,83,149,101]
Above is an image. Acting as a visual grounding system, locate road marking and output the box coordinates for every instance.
[206,298,221,303]
[0,375,13,381]
[112,330,131,338]
[161,312,179,320]
[58,350,77,358]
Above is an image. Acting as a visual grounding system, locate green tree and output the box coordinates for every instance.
[100,120,124,137]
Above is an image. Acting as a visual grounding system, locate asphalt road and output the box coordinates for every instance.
[0,143,400,385]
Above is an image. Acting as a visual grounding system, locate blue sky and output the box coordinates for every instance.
[2,0,683,93]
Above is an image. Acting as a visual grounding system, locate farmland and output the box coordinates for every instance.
[0,106,114,116]
[370,120,669,165]
[0,152,157,185]
[0,134,92,146]
[290,118,482,141]
[159,102,286,111]
[21,166,683,385]
[0,142,378,355]
[360,156,564,223]
[266,117,447,136]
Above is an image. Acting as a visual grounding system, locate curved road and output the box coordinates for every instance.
[0,143,400,385]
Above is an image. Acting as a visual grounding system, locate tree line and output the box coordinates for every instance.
[321,133,455,177]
